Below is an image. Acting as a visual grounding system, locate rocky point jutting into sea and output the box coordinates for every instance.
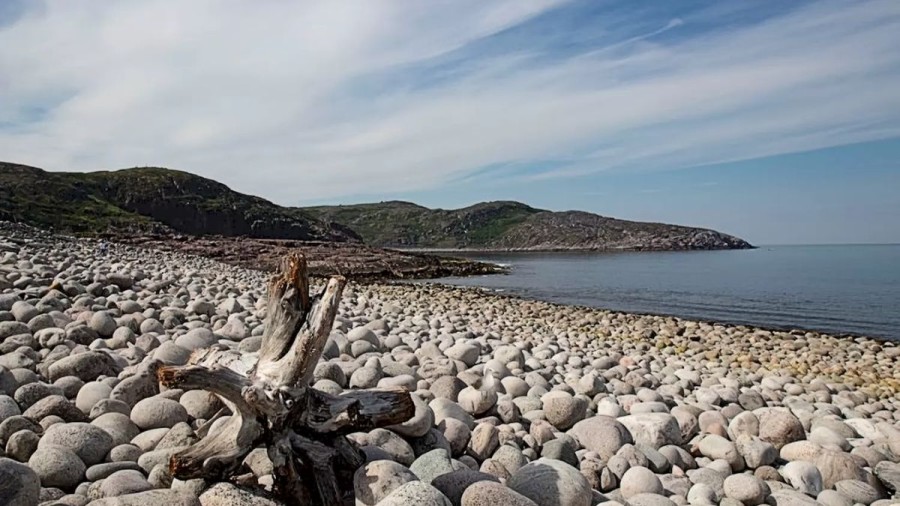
[1,221,899,506]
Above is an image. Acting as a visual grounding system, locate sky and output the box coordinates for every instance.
[1,0,899,245]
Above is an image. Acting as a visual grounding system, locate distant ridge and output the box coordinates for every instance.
[0,162,751,251]
[0,162,358,242]
[304,200,753,251]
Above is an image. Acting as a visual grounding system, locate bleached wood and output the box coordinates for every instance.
[155,252,414,506]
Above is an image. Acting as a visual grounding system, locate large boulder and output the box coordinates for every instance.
[0,457,40,506]
[38,422,115,466]
[353,460,418,506]
[48,351,121,382]
[28,446,86,489]
[461,481,538,506]
[618,413,682,450]
[378,481,452,506]
[197,482,280,505]
[508,458,591,506]
[87,489,202,505]
[568,416,633,459]
[755,408,804,449]
[542,391,587,431]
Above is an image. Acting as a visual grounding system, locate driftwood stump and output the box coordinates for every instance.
[157,253,415,505]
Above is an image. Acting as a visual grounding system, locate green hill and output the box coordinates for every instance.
[304,201,753,251]
[1,162,751,251]
[0,162,358,241]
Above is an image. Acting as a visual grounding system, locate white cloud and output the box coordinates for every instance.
[1,0,898,203]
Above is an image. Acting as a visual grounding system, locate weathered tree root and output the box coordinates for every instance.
[156,253,414,505]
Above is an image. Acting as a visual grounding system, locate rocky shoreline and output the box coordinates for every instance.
[1,222,900,506]
[97,232,507,281]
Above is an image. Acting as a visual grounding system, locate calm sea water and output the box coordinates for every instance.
[427,245,900,340]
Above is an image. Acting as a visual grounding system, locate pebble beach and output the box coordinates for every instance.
[1,222,900,506]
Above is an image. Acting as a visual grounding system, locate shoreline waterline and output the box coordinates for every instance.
[420,246,900,341]
[395,279,889,345]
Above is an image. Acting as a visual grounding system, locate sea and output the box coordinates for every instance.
[425,245,900,341]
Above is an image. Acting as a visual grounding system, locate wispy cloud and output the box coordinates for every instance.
[1,0,898,203]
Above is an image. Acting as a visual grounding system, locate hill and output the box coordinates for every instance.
[304,200,753,250]
[0,162,358,242]
[0,162,752,251]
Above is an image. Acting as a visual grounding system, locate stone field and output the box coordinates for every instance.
[1,222,900,506]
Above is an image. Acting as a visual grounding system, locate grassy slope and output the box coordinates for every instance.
[0,163,356,241]
[0,162,156,233]
[304,200,541,248]
[305,201,753,250]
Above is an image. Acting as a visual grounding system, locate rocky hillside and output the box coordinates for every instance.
[305,201,753,250]
[1,162,751,251]
[0,162,358,242]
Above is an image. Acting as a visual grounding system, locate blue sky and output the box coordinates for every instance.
[1,0,899,244]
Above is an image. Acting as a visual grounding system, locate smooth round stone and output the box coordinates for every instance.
[174,328,216,351]
[5,429,40,461]
[754,408,804,449]
[834,479,881,505]
[152,342,191,366]
[350,367,381,388]
[780,441,823,462]
[47,352,120,383]
[620,466,664,499]
[89,312,117,338]
[85,461,144,481]
[410,449,457,484]
[199,482,279,505]
[541,391,587,431]
[508,458,591,506]
[432,469,499,506]
[348,327,380,346]
[130,428,169,452]
[368,428,415,465]
[28,446,85,489]
[99,469,153,497]
[387,394,433,438]
[39,422,115,466]
[90,398,131,419]
[23,395,87,423]
[809,427,851,451]
[687,483,718,505]
[492,444,528,475]
[723,473,768,505]
[467,423,500,462]
[440,418,472,457]
[697,435,743,471]
[353,460,418,506]
[0,395,20,419]
[130,397,188,430]
[461,480,537,506]
[814,449,871,489]
[780,461,823,496]
[54,376,85,399]
[431,398,475,429]
[568,416,633,459]
[816,489,854,506]
[458,386,497,416]
[378,481,452,506]
[735,435,777,469]
[0,457,41,506]
[178,390,222,420]
[687,468,725,501]
[627,493,676,506]
[618,413,683,450]
[92,413,141,446]
[541,439,578,468]
[76,380,113,414]
[444,342,479,368]
[430,376,467,402]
